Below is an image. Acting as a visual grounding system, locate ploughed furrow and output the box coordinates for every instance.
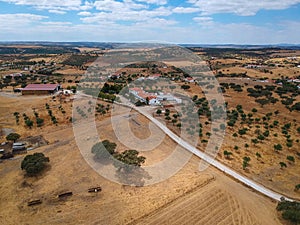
[134,185,222,225]
[134,183,261,225]
[168,189,226,225]
[225,192,260,225]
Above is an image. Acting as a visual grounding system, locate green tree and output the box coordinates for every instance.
[256,152,262,159]
[279,162,287,168]
[181,84,190,90]
[273,120,279,126]
[238,128,247,136]
[21,153,49,176]
[165,116,171,122]
[172,114,178,119]
[13,112,20,117]
[243,156,251,170]
[156,109,162,116]
[227,120,235,127]
[295,184,300,191]
[286,141,293,148]
[6,133,20,143]
[263,130,269,137]
[171,119,177,125]
[223,150,232,159]
[274,144,282,152]
[91,140,116,160]
[36,118,44,127]
[113,150,146,172]
[251,139,258,145]
[257,134,265,141]
[25,119,33,128]
[277,200,300,224]
[287,155,295,163]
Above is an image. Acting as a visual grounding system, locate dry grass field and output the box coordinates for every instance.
[0,47,299,224]
[135,170,281,225]
[0,102,282,224]
[0,92,285,225]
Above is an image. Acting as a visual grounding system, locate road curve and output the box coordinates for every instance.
[131,105,295,202]
[78,92,295,202]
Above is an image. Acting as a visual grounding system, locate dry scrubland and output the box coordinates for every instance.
[0,95,282,224]
[170,80,300,199]
[0,47,300,224]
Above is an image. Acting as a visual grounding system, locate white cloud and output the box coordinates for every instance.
[189,0,300,16]
[0,13,47,27]
[93,0,146,11]
[81,6,172,23]
[48,9,67,14]
[0,0,93,11]
[0,0,298,44]
[0,16,299,44]
[193,16,214,26]
[173,7,200,14]
[78,11,92,16]
[1,0,81,9]
[134,18,177,27]
[135,0,167,5]
[80,1,94,10]
[41,21,72,25]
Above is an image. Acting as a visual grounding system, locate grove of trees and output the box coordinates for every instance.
[91,140,146,172]
[277,200,300,224]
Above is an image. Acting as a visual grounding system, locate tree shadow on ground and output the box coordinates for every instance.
[115,167,152,187]
[92,155,113,166]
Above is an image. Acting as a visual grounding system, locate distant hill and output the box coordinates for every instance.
[180,43,300,50]
[0,46,80,54]
[0,42,299,51]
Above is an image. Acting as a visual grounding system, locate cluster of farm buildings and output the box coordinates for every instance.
[129,87,182,106]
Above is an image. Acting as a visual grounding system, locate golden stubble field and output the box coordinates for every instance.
[0,93,284,225]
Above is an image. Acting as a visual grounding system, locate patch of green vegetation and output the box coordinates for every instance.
[21,153,50,176]
[277,200,300,224]
[62,54,97,67]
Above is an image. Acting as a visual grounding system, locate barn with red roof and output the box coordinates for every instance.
[21,84,60,95]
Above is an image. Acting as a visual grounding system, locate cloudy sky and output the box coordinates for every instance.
[0,0,300,44]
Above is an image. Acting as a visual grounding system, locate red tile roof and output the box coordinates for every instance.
[129,87,157,100]
[22,84,59,91]
[130,87,143,92]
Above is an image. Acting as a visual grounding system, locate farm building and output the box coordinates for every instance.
[21,84,60,95]
[129,87,161,106]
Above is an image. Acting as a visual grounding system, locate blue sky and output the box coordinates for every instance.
[0,0,299,44]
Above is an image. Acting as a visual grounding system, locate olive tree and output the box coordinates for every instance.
[21,153,49,176]
[6,133,20,143]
